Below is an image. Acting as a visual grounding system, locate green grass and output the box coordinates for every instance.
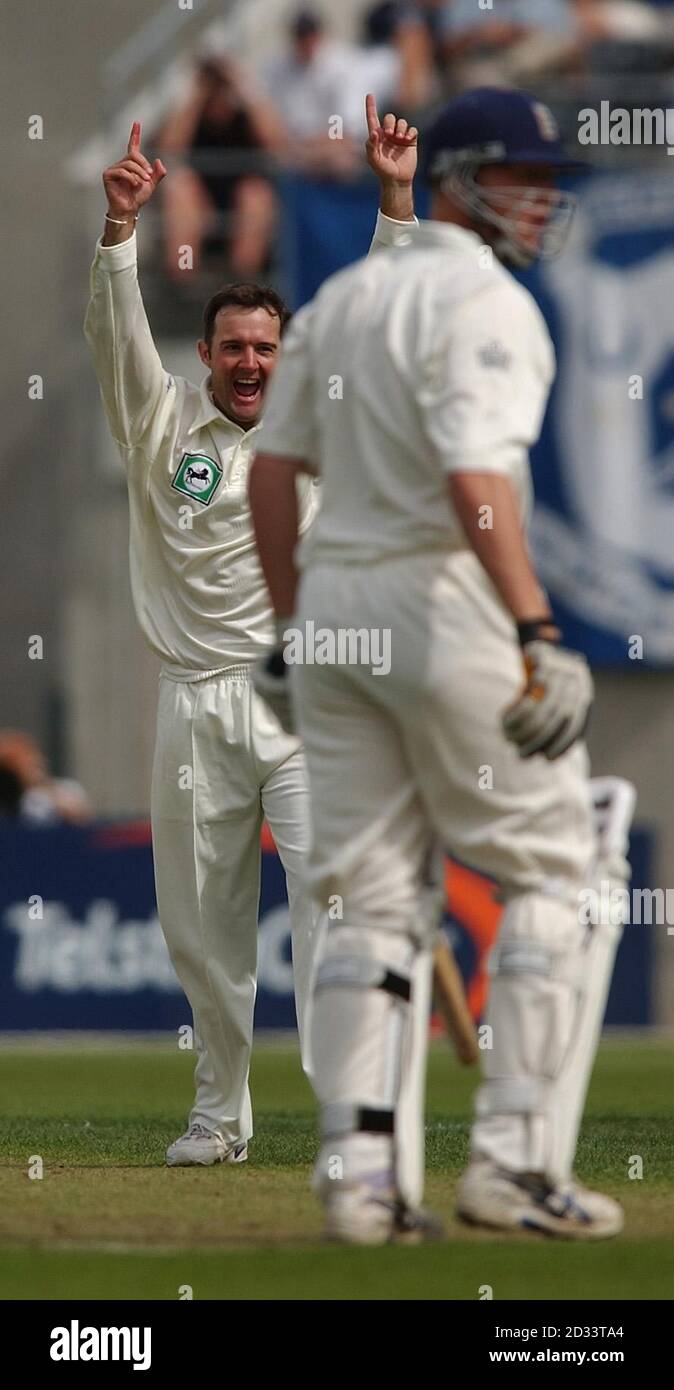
[4,1241,674,1302]
[0,1037,672,1299]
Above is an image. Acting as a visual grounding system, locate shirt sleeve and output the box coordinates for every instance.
[83,232,171,459]
[254,302,320,469]
[415,278,555,477]
[367,209,419,257]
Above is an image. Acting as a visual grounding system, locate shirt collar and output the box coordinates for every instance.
[187,376,262,441]
[412,219,486,254]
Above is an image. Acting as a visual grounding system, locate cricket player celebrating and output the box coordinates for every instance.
[249,89,633,1242]
[83,122,324,1168]
[84,120,413,1170]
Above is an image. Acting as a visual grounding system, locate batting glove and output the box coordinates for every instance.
[252,623,296,736]
[502,620,593,761]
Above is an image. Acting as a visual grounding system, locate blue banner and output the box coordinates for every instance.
[0,821,654,1031]
[0,822,297,1033]
[281,170,674,666]
[525,172,674,666]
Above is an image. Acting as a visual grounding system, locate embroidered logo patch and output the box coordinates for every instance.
[477,340,511,370]
[171,451,222,506]
[532,101,559,143]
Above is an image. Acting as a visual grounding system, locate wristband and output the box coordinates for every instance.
[105,214,139,225]
[517,618,561,647]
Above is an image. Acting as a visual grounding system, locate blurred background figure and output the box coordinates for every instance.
[263,5,425,176]
[440,0,585,95]
[394,0,453,81]
[0,731,91,825]
[354,2,438,119]
[577,0,674,103]
[157,52,282,280]
[263,8,362,176]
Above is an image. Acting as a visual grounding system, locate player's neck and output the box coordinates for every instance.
[429,190,476,232]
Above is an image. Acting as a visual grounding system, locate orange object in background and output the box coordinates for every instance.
[444,859,502,1022]
[261,820,277,853]
[263,818,501,1029]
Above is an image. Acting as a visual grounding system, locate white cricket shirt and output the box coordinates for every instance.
[84,232,317,675]
[256,213,555,567]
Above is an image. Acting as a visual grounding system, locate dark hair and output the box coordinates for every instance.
[292,10,322,40]
[202,283,292,347]
[365,1,400,46]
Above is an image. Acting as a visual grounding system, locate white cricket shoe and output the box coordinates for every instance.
[456,1160,623,1239]
[323,1177,444,1246]
[165,1124,248,1168]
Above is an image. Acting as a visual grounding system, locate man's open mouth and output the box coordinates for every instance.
[233,378,261,403]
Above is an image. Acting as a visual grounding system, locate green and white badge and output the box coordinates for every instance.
[171,452,222,506]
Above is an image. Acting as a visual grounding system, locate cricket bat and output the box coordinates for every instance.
[433,938,479,1065]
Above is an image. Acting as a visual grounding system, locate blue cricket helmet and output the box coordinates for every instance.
[421,87,586,183]
[419,88,585,266]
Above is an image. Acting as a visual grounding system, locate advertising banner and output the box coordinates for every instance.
[0,822,653,1032]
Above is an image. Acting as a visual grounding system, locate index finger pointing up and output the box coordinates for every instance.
[127,121,141,155]
[365,93,380,136]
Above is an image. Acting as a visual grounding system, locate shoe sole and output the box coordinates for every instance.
[165,1146,248,1168]
[323,1207,443,1247]
[457,1205,623,1241]
[166,1151,226,1167]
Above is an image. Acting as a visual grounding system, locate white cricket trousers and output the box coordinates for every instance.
[151,666,323,1149]
[293,549,598,1183]
[293,549,594,920]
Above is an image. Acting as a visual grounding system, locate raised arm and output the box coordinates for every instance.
[100,121,166,247]
[84,123,170,455]
[364,93,419,254]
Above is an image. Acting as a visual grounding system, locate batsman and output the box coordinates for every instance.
[250,88,634,1242]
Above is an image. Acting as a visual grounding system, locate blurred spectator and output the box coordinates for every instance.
[264,9,345,139]
[262,6,430,178]
[397,0,455,82]
[157,54,282,281]
[577,1,674,83]
[263,9,368,176]
[357,2,439,115]
[440,0,585,92]
[0,731,91,825]
[581,0,674,37]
